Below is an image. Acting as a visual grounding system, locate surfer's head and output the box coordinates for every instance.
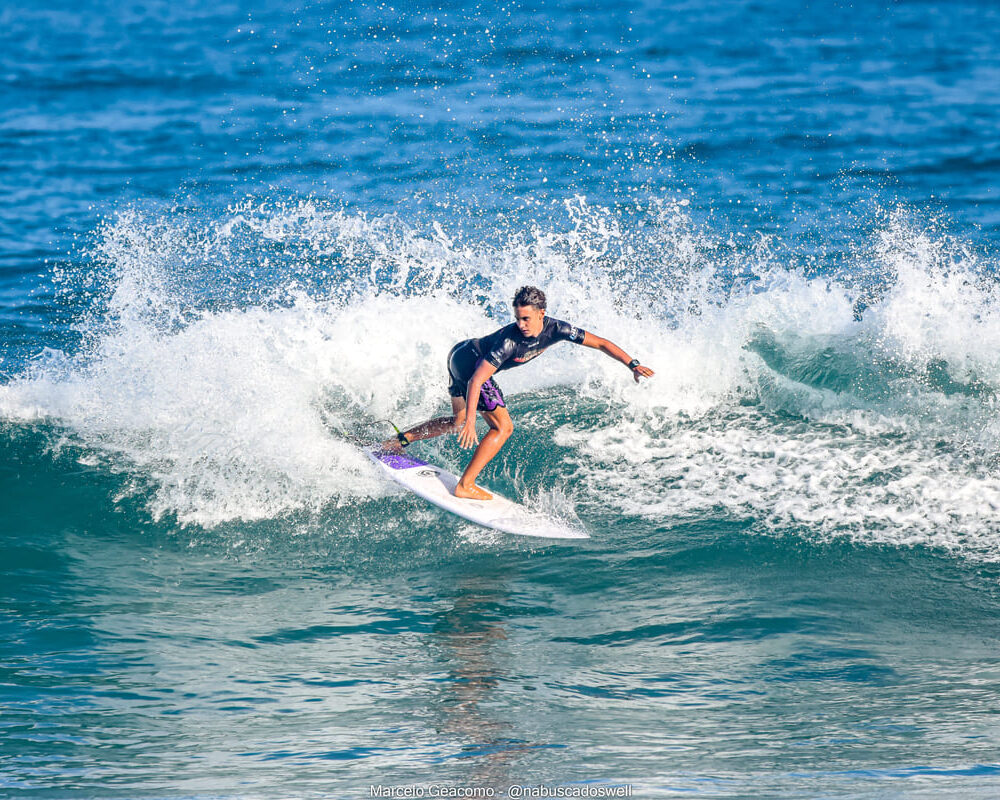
[513,285,546,311]
[513,286,546,338]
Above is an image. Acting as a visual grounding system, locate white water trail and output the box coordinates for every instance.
[1,199,999,559]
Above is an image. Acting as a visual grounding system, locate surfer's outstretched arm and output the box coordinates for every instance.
[581,332,654,383]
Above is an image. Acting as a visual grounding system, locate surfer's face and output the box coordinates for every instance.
[514,305,546,338]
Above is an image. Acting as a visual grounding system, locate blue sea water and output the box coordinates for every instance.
[3,0,1000,797]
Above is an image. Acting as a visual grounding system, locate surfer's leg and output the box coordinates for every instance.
[454,406,513,500]
[404,397,466,441]
[381,398,466,451]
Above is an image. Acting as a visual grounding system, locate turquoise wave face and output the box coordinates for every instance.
[6,430,1000,798]
[4,0,1000,796]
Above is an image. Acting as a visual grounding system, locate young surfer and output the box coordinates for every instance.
[383,286,654,500]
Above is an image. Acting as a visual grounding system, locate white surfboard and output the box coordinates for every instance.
[367,448,589,540]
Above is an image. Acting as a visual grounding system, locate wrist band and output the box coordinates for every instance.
[397,432,411,448]
[627,359,640,370]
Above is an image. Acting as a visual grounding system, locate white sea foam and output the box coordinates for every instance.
[1,199,999,556]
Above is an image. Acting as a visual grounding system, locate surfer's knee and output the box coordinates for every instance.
[496,418,514,440]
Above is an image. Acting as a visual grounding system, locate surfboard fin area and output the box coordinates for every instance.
[366,448,590,540]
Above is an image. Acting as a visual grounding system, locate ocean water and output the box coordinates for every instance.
[3,0,1000,797]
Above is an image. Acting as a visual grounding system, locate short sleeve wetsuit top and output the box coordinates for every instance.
[447,317,586,411]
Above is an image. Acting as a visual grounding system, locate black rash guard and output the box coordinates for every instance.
[475,317,586,371]
[446,316,587,405]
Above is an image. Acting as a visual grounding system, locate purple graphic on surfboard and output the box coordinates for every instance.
[372,451,428,470]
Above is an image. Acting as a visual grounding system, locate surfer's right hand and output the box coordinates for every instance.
[458,420,479,449]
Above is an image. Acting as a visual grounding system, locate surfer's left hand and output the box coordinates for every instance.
[632,364,654,383]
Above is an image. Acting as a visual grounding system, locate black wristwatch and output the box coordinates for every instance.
[627,358,640,370]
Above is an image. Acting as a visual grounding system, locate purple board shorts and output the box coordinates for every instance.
[447,340,506,412]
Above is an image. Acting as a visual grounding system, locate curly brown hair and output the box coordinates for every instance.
[512,285,546,310]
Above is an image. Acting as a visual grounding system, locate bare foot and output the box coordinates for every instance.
[379,437,403,453]
[454,482,493,501]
